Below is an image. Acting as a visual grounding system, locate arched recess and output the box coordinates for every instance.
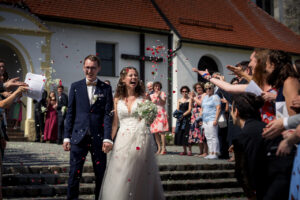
[0,38,29,131]
[197,55,222,82]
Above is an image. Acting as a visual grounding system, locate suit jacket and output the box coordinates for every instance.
[233,119,285,199]
[287,114,300,129]
[57,92,68,117]
[64,79,113,145]
[33,90,48,112]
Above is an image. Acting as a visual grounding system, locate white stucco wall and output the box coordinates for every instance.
[171,43,253,127]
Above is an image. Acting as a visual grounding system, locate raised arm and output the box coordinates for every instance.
[0,86,28,108]
[192,68,248,93]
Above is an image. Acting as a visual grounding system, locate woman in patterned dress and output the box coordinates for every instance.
[188,82,208,157]
[150,81,169,154]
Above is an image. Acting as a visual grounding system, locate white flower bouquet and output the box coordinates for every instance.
[61,106,67,115]
[41,106,47,113]
[132,100,158,125]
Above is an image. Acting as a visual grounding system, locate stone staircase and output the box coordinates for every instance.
[6,128,27,142]
[3,163,245,200]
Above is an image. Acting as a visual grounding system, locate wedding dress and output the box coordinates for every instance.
[99,97,165,200]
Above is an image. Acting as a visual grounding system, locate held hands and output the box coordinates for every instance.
[63,141,71,151]
[276,138,293,156]
[102,142,113,153]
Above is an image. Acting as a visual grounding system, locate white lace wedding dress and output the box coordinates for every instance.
[99,97,165,200]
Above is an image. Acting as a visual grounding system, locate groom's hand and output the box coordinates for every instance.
[102,142,113,153]
[63,141,71,151]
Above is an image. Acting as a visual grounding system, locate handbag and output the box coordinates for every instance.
[218,113,227,128]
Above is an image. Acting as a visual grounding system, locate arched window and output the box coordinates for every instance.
[197,56,218,82]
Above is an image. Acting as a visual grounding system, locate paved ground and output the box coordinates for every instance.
[3,142,233,167]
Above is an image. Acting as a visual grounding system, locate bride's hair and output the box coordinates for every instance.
[114,66,145,99]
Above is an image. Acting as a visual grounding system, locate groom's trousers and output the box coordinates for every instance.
[67,135,107,200]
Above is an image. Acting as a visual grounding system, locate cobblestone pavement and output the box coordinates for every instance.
[3,142,232,167]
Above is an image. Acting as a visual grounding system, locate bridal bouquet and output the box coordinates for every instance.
[132,100,158,125]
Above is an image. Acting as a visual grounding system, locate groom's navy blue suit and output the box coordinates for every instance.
[64,79,113,200]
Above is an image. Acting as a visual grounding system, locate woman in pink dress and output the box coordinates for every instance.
[150,81,169,154]
[44,91,58,142]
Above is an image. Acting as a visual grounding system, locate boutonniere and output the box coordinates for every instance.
[41,106,47,113]
[92,94,99,104]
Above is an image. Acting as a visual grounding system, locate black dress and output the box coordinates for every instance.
[174,102,191,146]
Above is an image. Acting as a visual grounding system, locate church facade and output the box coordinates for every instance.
[1,0,300,138]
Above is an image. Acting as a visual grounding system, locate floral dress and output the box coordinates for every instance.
[150,91,169,133]
[188,94,205,143]
[260,88,277,124]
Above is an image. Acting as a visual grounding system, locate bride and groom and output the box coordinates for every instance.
[63,55,165,200]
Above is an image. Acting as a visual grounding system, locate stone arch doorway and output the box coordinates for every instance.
[197,56,219,82]
[0,40,27,131]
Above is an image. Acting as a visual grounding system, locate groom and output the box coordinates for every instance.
[63,55,113,200]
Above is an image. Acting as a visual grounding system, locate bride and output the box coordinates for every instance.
[99,66,165,200]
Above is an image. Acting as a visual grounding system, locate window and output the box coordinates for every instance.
[198,56,218,82]
[256,0,274,16]
[96,42,115,76]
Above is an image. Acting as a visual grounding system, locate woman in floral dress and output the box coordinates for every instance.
[188,82,208,157]
[150,81,169,154]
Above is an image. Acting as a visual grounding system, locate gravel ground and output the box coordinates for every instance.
[3,142,233,167]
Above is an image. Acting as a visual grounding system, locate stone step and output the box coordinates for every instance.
[4,196,247,200]
[3,183,243,199]
[3,163,235,174]
[4,195,95,200]
[7,132,25,137]
[3,179,241,197]
[162,178,239,191]
[164,188,244,200]
[3,170,235,186]
[3,183,93,198]
[160,169,235,180]
[8,136,27,142]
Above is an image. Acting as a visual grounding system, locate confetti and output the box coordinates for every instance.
[136,147,140,150]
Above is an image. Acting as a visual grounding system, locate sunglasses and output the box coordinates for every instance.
[181,91,188,93]
[205,87,212,90]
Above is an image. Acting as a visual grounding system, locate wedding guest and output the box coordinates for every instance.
[146,81,154,96]
[193,49,277,124]
[44,91,58,142]
[34,90,48,142]
[232,92,294,200]
[188,82,208,157]
[276,124,300,200]
[57,85,68,144]
[200,82,221,159]
[213,73,230,159]
[10,99,25,130]
[150,81,169,154]
[174,86,192,155]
